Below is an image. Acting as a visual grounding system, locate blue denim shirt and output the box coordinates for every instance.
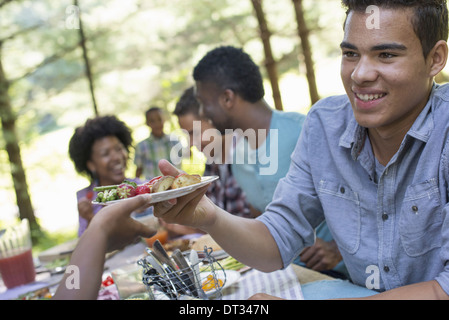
[259,84,449,294]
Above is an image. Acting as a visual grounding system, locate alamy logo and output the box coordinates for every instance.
[366,5,380,30]
[64,265,80,290]
[65,5,80,29]
[365,265,380,290]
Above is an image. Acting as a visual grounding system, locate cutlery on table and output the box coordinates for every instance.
[189,249,207,299]
[172,249,199,297]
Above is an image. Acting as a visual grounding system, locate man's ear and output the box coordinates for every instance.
[428,40,448,78]
[221,89,236,109]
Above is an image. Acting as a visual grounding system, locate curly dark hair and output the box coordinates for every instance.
[193,46,265,103]
[342,0,448,57]
[68,115,133,180]
[174,87,200,117]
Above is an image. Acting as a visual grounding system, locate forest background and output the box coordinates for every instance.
[1,0,448,249]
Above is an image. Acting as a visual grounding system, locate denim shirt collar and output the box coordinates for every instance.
[406,86,436,143]
[339,84,437,161]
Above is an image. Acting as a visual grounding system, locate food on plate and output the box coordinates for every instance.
[171,173,201,189]
[202,274,224,291]
[116,180,137,199]
[203,256,246,272]
[93,173,202,203]
[93,179,135,202]
[101,275,115,287]
[18,287,52,300]
[151,175,175,193]
[162,238,191,253]
[135,184,151,195]
[146,237,191,253]
[144,229,169,247]
[191,234,222,252]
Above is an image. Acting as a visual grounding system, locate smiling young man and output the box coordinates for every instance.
[154,0,449,299]
[340,2,448,167]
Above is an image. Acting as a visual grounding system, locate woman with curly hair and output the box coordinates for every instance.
[69,115,136,236]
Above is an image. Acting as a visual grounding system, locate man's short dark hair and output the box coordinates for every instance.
[174,87,200,117]
[342,0,448,57]
[68,115,133,180]
[193,46,265,103]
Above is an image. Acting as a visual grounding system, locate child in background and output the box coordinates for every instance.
[134,107,180,180]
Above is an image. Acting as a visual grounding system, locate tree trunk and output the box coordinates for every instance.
[74,0,99,116]
[0,43,40,237]
[292,0,320,106]
[250,0,283,111]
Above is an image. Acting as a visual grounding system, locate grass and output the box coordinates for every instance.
[31,226,77,255]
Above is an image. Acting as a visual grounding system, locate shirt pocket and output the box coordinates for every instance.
[318,179,361,254]
[399,179,443,257]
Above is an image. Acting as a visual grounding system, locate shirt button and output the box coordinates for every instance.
[412,206,418,212]
[384,266,390,273]
[382,213,389,221]
[340,187,345,194]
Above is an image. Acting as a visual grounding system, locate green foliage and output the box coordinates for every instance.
[31,228,77,255]
[0,0,347,234]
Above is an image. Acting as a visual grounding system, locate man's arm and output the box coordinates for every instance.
[250,280,449,300]
[154,160,283,272]
[356,280,449,300]
[204,205,283,272]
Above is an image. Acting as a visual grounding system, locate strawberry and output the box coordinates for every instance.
[117,180,137,199]
[101,275,114,287]
[135,184,151,195]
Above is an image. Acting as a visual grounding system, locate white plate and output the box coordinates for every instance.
[200,269,240,295]
[92,176,219,206]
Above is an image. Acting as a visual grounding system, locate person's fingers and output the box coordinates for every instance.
[153,188,203,219]
[100,194,151,220]
[305,253,323,270]
[116,193,153,214]
[153,199,177,218]
[153,186,209,224]
[158,159,182,177]
[77,198,92,210]
[78,200,94,221]
[299,246,312,262]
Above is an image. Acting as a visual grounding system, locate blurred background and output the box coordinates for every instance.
[1,0,448,249]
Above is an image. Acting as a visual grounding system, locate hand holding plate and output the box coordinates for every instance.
[153,184,218,230]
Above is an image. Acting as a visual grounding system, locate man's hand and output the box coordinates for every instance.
[299,238,342,271]
[153,159,218,230]
[248,293,285,300]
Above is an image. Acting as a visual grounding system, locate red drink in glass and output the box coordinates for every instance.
[0,248,36,289]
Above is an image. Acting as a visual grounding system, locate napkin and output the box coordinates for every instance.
[220,265,303,300]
